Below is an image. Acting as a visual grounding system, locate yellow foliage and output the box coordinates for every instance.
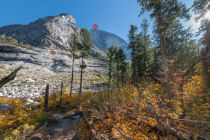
[183,75,210,120]
[64,88,70,95]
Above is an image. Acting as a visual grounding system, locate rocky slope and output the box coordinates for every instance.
[89,29,130,59]
[0,44,108,99]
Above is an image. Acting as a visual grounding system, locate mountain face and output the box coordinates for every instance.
[0,44,107,98]
[90,29,130,59]
[0,13,80,49]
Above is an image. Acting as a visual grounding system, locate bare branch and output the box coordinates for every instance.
[113,125,133,140]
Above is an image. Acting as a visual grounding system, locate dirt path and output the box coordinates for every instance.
[30,114,82,140]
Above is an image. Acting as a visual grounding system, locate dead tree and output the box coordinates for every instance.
[201,49,210,92]
[59,81,63,108]
[0,66,22,88]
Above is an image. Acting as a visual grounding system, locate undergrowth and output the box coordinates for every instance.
[0,75,209,139]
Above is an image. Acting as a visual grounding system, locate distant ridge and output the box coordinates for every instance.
[90,29,130,59]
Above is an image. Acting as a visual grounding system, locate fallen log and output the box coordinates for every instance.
[0,66,22,88]
[113,125,133,140]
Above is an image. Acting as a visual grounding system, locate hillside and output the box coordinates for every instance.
[0,43,108,99]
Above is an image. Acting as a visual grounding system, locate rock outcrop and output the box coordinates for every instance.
[0,13,80,49]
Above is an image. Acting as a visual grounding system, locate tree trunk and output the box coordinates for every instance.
[154,47,157,76]
[44,84,49,112]
[70,56,75,96]
[160,32,173,97]
[132,53,137,83]
[113,65,116,89]
[59,81,63,108]
[143,34,147,77]
[116,65,119,88]
[108,62,112,92]
[131,43,137,84]
[201,49,210,92]
[121,72,124,87]
[79,57,84,95]
[0,66,22,89]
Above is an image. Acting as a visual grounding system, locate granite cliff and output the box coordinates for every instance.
[89,29,130,59]
[0,13,80,49]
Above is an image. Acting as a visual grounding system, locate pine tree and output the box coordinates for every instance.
[107,46,128,90]
[68,33,80,95]
[118,50,127,86]
[115,48,127,87]
[128,20,151,83]
[137,19,151,79]
[192,0,210,33]
[193,0,210,92]
[107,45,117,91]
[128,25,138,83]
[137,0,189,97]
[200,21,210,91]
[79,28,93,95]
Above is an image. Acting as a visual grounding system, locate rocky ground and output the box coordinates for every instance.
[0,44,108,101]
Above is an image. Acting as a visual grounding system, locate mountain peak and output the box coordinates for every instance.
[89,29,130,59]
[0,13,79,48]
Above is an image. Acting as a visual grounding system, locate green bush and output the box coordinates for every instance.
[0,35,35,49]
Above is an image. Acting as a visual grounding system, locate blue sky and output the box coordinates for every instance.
[0,0,195,42]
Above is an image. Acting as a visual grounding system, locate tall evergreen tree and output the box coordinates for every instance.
[128,25,138,83]
[107,46,128,90]
[200,21,210,91]
[68,33,80,95]
[79,28,93,95]
[137,0,189,97]
[118,50,127,86]
[107,45,117,91]
[128,20,151,83]
[193,0,210,91]
[115,48,127,87]
[137,19,151,79]
[192,0,210,33]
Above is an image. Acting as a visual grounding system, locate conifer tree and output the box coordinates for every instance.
[107,45,117,91]
[79,29,93,95]
[118,50,127,86]
[68,33,80,95]
[192,0,210,33]
[137,0,189,97]
[128,20,151,83]
[115,48,127,87]
[128,25,138,83]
